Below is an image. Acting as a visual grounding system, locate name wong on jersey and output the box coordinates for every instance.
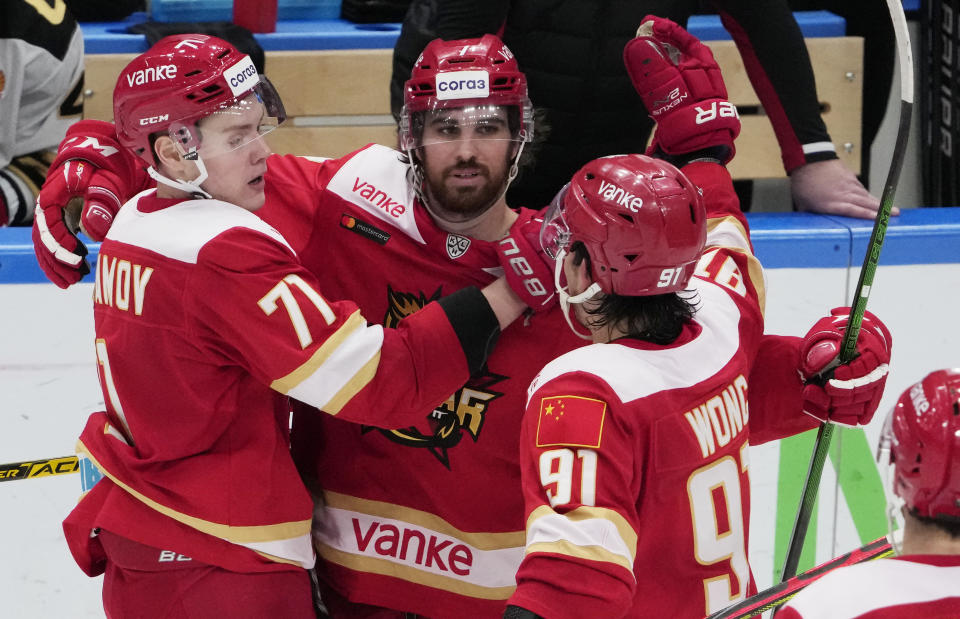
[683,374,749,458]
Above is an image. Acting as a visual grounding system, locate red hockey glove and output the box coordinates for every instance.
[799,307,892,427]
[623,15,740,163]
[496,210,557,313]
[32,120,150,288]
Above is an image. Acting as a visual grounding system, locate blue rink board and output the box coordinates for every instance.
[81,11,846,54]
[3,208,958,284]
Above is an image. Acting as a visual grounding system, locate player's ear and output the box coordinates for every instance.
[568,250,593,292]
[154,136,187,174]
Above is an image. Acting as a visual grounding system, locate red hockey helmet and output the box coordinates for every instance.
[541,154,706,296]
[399,34,533,150]
[113,34,285,167]
[880,369,960,521]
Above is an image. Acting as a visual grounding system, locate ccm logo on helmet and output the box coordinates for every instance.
[598,180,644,212]
[435,70,489,101]
[126,64,178,87]
[139,114,170,126]
[223,57,260,97]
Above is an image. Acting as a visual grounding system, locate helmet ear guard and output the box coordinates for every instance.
[879,369,960,524]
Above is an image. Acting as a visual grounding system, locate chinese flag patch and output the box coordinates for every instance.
[536,395,607,448]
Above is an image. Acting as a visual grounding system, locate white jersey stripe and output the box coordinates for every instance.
[785,559,960,618]
[108,191,293,263]
[283,321,385,412]
[706,216,751,253]
[325,144,425,245]
[525,509,636,573]
[315,505,525,589]
[528,280,740,404]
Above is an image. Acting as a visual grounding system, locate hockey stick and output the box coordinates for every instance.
[779,0,914,582]
[708,535,894,619]
[0,455,79,482]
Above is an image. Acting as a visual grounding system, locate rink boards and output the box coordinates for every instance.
[0,207,958,616]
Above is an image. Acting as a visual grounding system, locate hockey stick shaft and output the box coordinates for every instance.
[709,535,894,619]
[779,0,914,582]
[0,455,79,482]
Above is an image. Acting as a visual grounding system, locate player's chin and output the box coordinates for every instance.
[238,183,267,212]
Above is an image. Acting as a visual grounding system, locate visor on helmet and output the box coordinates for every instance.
[400,102,531,151]
[168,78,286,160]
[540,183,572,260]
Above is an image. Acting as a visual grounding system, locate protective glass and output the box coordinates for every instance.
[540,183,572,259]
[171,78,286,160]
[402,104,528,150]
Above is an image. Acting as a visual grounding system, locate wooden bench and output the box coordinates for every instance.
[82,37,863,179]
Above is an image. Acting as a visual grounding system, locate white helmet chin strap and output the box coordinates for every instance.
[554,248,602,341]
[147,154,212,199]
[877,439,906,555]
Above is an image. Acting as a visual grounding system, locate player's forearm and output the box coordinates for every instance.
[748,334,818,444]
[713,2,835,172]
[480,277,528,331]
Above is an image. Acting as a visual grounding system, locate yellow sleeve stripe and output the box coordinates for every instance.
[525,504,638,572]
[525,540,634,574]
[75,440,312,545]
[271,310,369,394]
[745,251,766,316]
[706,215,751,253]
[319,350,381,415]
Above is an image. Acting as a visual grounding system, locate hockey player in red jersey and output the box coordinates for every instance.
[58,34,534,618]
[503,17,893,619]
[35,26,889,619]
[778,369,960,619]
[35,33,581,618]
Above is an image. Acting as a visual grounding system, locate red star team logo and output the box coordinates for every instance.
[363,286,505,468]
[536,395,607,448]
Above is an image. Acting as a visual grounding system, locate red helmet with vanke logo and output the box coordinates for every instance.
[399,34,533,150]
[113,34,285,166]
[541,154,706,296]
[881,369,960,520]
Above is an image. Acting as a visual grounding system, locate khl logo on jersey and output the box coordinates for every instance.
[446,234,471,259]
[365,286,505,468]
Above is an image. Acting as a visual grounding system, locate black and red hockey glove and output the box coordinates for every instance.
[624,15,740,164]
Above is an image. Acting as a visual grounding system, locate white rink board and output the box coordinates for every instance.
[1,254,959,616]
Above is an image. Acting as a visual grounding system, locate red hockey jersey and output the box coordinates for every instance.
[778,555,960,619]
[258,150,812,617]
[257,144,587,617]
[64,190,474,577]
[508,162,805,618]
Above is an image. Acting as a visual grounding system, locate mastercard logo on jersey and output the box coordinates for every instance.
[340,214,391,245]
